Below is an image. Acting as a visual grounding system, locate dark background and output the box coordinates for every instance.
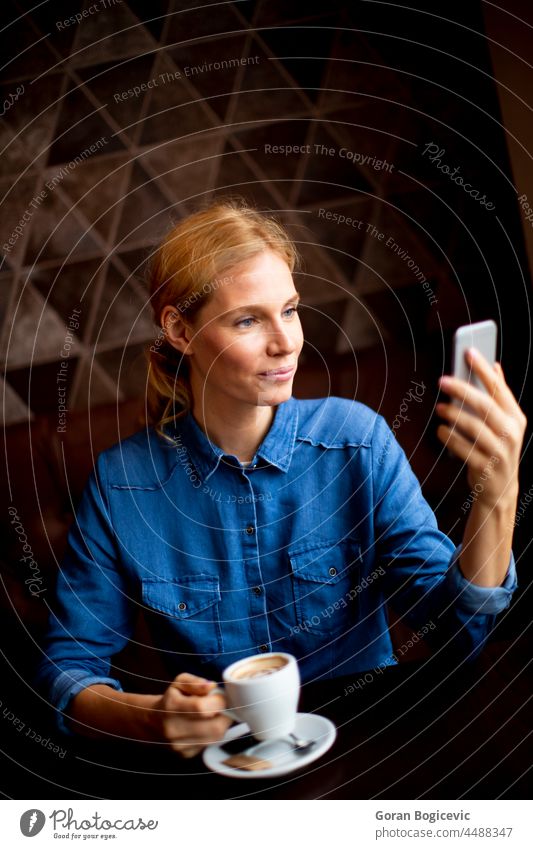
[0,0,532,799]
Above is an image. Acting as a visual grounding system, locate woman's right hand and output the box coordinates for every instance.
[150,672,233,758]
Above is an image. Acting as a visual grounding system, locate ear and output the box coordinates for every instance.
[160,305,194,357]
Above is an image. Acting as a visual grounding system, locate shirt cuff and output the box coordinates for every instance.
[49,668,123,737]
[445,544,518,614]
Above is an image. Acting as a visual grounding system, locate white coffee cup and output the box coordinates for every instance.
[214,652,300,741]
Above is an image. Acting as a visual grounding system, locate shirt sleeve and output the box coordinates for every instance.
[46,670,123,737]
[34,450,134,736]
[370,413,517,661]
[445,543,517,614]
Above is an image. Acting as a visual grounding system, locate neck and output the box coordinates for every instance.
[190,386,275,465]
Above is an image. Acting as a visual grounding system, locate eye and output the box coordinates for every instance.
[283,305,299,318]
[235,316,256,328]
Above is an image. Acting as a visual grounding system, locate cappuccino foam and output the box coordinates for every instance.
[230,655,287,681]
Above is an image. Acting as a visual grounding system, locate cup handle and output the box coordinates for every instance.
[210,686,240,723]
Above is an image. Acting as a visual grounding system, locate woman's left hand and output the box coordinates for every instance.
[436,347,527,510]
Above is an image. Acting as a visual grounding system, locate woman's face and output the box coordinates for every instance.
[177,250,304,410]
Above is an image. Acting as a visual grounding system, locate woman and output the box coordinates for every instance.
[37,200,525,758]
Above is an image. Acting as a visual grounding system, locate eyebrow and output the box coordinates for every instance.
[225,291,301,318]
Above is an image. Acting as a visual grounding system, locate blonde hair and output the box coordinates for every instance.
[145,198,299,440]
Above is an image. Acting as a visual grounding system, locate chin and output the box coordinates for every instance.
[256,381,294,406]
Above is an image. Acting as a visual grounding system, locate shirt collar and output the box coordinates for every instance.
[170,397,299,482]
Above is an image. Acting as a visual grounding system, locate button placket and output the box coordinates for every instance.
[240,476,270,653]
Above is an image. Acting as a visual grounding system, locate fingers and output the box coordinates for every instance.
[436,423,487,466]
[169,715,232,756]
[435,402,503,457]
[490,360,528,430]
[438,355,527,453]
[442,349,519,420]
[172,673,215,695]
[186,715,232,743]
[466,348,508,402]
[437,381,510,443]
[166,693,225,719]
[157,673,233,758]
[437,350,527,510]
[166,674,226,719]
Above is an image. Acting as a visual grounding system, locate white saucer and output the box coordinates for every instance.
[203,712,337,779]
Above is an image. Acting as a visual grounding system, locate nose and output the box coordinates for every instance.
[265,324,298,356]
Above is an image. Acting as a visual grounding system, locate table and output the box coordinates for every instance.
[1,639,531,799]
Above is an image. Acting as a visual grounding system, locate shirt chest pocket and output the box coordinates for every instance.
[288,538,363,635]
[141,574,223,661]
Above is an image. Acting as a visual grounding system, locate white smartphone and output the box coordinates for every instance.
[452,319,498,393]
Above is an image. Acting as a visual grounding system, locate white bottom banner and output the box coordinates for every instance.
[1,799,529,848]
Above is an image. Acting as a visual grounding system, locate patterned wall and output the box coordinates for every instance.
[1,0,529,424]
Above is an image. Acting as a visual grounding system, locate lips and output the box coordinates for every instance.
[258,365,295,376]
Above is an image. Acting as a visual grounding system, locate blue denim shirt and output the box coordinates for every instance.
[36,396,517,734]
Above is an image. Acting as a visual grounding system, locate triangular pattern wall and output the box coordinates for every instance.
[0,0,527,423]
